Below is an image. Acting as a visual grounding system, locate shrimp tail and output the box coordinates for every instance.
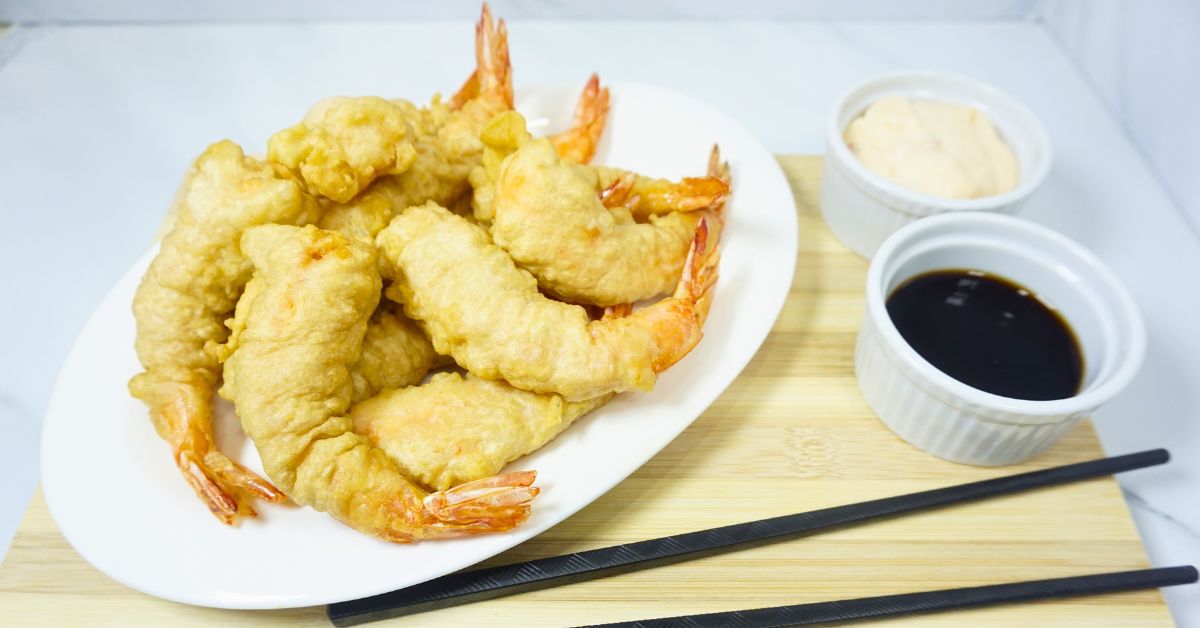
[603,302,635,319]
[422,471,539,528]
[703,144,731,242]
[205,452,287,503]
[594,151,729,217]
[708,144,730,183]
[598,172,639,209]
[551,73,611,164]
[639,216,722,374]
[154,385,285,524]
[448,70,479,111]
[177,449,242,523]
[177,451,286,522]
[476,3,513,109]
[675,216,721,314]
[448,4,512,111]
[707,144,731,217]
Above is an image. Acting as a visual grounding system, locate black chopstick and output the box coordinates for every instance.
[584,565,1199,627]
[327,448,1168,626]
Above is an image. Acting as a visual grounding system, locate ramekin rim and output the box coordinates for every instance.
[827,70,1053,213]
[864,211,1146,420]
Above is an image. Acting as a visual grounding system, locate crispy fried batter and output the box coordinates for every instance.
[491,138,703,306]
[218,224,537,542]
[353,372,610,491]
[350,300,445,403]
[315,6,513,237]
[130,140,319,523]
[376,202,718,401]
[268,97,418,203]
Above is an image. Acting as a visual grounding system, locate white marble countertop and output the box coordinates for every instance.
[0,18,1196,624]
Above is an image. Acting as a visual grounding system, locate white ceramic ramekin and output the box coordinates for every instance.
[855,212,1145,466]
[821,71,1052,259]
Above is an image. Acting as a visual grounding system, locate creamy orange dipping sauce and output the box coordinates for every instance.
[844,96,1020,199]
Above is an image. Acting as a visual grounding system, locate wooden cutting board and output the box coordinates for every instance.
[0,157,1172,626]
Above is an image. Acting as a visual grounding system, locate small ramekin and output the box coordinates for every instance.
[821,71,1052,259]
[855,212,1145,466]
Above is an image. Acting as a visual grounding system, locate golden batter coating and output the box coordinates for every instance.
[316,23,613,245]
[268,96,418,203]
[218,224,537,542]
[491,137,703,306]
[470,111,726,225]
[350,300,444,403]
[315,5,511,237]
[129,139,319,523]
[313,183,396,243]
[375,202,719,401]
[353,372,610,491]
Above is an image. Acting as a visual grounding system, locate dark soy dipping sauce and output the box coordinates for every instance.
[886,270,1084,401]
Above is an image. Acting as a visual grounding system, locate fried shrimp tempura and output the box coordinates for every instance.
[129,140,319,523]
[497,139,706,306]
[268,4,518,410]
[316,4,512,238]
[218,224,538,542]
[468,112,729,306]
[316,11,613,244]
[268,96,419,203]
[470,111,727,224]
[353,372,611,491]
[352,289,628,493]
[376,202,719,401]
[350,300,445,403]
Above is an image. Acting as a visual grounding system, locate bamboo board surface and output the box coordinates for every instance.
[0,157,1171,626]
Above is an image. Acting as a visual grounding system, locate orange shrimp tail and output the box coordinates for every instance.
[626,173,728,215]
[603,302,635,319]
[421,471,539,536]
[552,73,611,164]
[599,173,638,209]
[175,443,286,524]
[159,392,285,525]
[448,4,512,111]
[640,217,722,374]
[704,143,731,234]
[708,145,731,196]
[476,3,513,108]
[707,145,725,179]
[448,70,479,111]
[176,450,241,523]
[206,451,286,503]
[675,216,721,312]
[669,176,729,212]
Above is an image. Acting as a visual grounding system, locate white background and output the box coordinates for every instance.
[0,0,1197,624]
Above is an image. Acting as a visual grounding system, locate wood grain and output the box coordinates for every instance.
[0,157,1171,626]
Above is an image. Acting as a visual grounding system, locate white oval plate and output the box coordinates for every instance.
[41,83,798,609]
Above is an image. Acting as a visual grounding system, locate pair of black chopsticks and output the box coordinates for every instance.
[328,449,1195,626]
